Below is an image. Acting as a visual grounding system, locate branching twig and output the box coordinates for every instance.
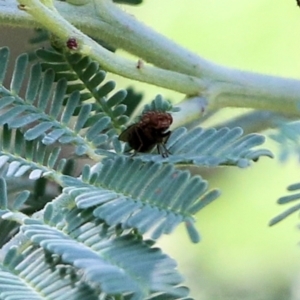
[2,0,300,119]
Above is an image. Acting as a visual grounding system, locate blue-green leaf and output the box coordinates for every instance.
[61,157,219,242]
[10,53,28,94]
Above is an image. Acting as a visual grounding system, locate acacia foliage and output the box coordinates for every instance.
[0,45,272,299]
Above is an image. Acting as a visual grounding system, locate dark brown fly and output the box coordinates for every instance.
[119,111,173,157]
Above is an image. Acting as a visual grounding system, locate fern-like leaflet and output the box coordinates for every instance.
[0,244,99,300]
[270,182,300,226]
[0,47,128,159]
[114,123,273,167]
[0,44,274,300]
[270,120,300,161]
[0,197,191,300]
[59,156,220,243]
[36,48,129,133]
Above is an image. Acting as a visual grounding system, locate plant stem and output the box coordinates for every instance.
[93,0,300,116]
[16,0,205,95]
[214,111,296,135]
[5,0,300,117]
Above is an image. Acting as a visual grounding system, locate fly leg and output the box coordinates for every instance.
[157,130,172,158]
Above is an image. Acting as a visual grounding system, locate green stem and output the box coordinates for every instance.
[16,0,205,95]
[93,0,300,116]
[2,211,28,224]
[206,78,300,115]
[4,0,300,117]
[214,111,295,135]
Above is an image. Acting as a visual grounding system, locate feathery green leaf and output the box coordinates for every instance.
[0,127,66,180]
[10,53,28,95]
[36,48,129,131]
[117,126,273,167]
[20,206,189,299]
[270,120,300,161]
[0,244,99,300]
[60,157,219,242]
[270,182,300,226]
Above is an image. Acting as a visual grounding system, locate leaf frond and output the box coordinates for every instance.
[117,126,273,167]
[143,95,179,114]
[0,244,100,300]
[35,48,129,132]
[0,126,70,180]
[0,48,117,158]
[60,157,220,242]
[270,120,300,161]
[19,205,190,299]
[269,182,300,226]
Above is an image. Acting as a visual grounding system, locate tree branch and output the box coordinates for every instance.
[4,0,300,118]
[15,0,205,95]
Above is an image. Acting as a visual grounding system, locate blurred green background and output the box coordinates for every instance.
[124,0,300,299]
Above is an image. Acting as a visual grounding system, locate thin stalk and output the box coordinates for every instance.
[17,0,205,95]
[4,0,300,117]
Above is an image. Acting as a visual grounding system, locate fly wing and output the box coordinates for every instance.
[118,125,135,142]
